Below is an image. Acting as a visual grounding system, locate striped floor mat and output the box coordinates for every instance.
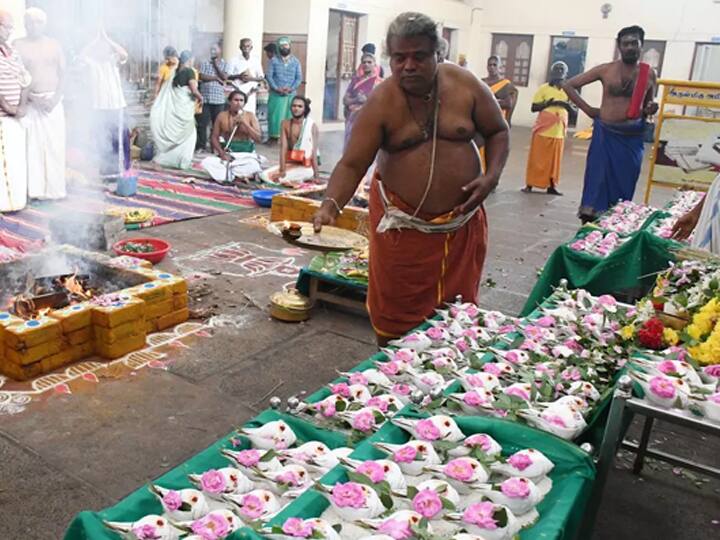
[0,170,260,257]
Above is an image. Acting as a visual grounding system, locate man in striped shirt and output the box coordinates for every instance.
[0,10,31,212]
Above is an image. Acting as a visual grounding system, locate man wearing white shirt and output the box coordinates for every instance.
[227,38,264,115]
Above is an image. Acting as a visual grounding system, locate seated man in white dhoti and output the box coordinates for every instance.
[0,10,31,213]
[14,7,66,201]
[202,90,265,184]
[260,96,319,187]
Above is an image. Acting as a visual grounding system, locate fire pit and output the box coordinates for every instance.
[0,246,189,381]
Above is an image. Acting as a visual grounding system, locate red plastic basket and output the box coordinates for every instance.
[112,238,171,264]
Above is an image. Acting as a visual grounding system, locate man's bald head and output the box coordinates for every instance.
[24,7,47,38]
[0,10,14,44]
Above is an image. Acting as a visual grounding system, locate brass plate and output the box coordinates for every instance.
[267,221,368,251]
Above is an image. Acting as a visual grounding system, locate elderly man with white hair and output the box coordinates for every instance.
[14,7,67,201]
[0,10,31,212]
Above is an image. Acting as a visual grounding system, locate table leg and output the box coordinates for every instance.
[633,416,655,475]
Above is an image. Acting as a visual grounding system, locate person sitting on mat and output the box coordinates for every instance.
[260,96,319,187]
[201,90,265,184]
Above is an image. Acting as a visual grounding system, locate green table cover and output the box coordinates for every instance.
[63,411,349,540]
[521,229,677,317]
[264,416,595,540]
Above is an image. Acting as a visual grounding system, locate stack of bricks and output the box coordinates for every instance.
[92,296,147,359]
[0,314,67,380]
[125,271,189,333]
[270,187,368,234]
[0,266,189,381]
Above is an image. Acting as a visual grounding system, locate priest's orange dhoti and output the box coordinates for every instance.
[367,174,488,339]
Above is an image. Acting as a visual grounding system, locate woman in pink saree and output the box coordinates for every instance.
[343,53,382,149]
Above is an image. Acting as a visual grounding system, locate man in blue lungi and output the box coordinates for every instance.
[563,25,658,223]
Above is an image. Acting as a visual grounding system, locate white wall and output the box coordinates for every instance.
[287,0,477,127]
[475,0,720,128]
[264,0,311,35]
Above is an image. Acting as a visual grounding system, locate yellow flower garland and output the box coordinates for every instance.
[685,298,720,365]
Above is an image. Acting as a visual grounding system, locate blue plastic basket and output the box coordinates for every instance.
[252,189,281,208]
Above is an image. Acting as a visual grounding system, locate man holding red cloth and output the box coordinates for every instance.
[564,25,658,223]
[313,12,509,344]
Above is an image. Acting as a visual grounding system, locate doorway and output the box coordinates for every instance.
[262,33,308,97]
[548,36,588,127]
[323,10,360,121]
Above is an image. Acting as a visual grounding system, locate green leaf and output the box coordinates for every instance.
[332,524,342,533]
[260,449,278,462]
[347,470,374,487]
[405,485,418,499]
[380,492,394,510]
[178,501,192,512]
[335,399,347,412]
[495,506,509,528]
[439,495,456,510]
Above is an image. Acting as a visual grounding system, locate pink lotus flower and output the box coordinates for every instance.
[282,517,314,538]
[351,410,376,432]
[380,361,401,376]
[535,315,556,327]
[500,477,531,499]
[191,513,230,539]
[463,501,498,530]
[649,376,676,399]
[393,445,418,463]
[331,482,366,508]
[162,490,182,511]
[416,419,441,441]
[233,449,261,467]
[426,326,445,341]
[378,518,412,539]
[508,452,533,471]
[497,324,517,334]
[132,525,159,540]
[276,470,301,486]
[657,361,680,375]
[412,488,444,519]
[561,367,582,381]
[238,493,265,519]
[703,365,720,378]
[349,372,369,386]
[505,385,530,401]
[330,383,351,398]
[321,401,337,417]
[463,391,488,407]
[200,470,226,494]
[367,397,389,413]
[393,349,415,364]
[454,338,470,353]
[483,363,503,376]
[443,458,475,481]
[432,357,451,369]
[392,383,411,395]
[465,434,493,452]
[597,294,617,311]
[357,461,386,483]
[504,350,527,364]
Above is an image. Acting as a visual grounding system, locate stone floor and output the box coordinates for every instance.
[1,128,718,539]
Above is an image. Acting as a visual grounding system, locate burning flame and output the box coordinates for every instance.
[62,274,92,300]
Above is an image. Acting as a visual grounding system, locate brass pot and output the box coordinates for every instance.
[269,289,313,322]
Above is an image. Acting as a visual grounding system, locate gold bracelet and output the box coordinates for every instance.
[323,197,342,215]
